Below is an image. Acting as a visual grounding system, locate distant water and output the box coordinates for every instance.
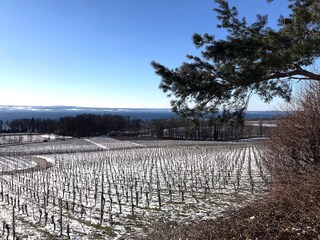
[0,110,177,121]
[0,106,285,122]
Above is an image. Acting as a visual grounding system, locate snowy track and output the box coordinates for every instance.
[84,138,108,149]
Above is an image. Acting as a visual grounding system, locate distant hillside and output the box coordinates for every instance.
[0,105,285,121]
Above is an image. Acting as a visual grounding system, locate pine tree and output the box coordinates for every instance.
[152,0,320,117]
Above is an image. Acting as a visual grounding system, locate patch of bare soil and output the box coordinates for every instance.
[30,156,52,170]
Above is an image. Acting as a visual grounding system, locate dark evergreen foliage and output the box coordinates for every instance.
[3,114,141,137]
[152,0,320,117]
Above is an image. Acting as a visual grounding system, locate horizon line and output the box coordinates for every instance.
[0,104,283,112]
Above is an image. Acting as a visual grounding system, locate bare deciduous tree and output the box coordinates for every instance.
[268,81,320,173]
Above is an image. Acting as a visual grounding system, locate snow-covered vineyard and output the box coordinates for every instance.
[0,136,270,239]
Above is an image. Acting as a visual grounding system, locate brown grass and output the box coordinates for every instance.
[134,170,320,240]
[131,82,320,240]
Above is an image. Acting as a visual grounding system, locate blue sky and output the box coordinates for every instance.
[0,0,292,110]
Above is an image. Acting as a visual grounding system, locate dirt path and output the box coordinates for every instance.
[0,156,52,176]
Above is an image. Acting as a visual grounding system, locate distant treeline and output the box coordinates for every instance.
[0,112,274,140]
[141,117,273,140]
[0,114,141,137]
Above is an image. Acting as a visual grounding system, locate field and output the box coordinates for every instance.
[0,136,270,239]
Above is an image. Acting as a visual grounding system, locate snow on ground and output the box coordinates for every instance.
[87,136,146,149]
[84,138,108,149]
[0,155,37,172]
[238,137,268,142]
[124,141,147,147]
[0,138,101,155]
[0,133,69,145]
[0,137,270,239]
[35,155,55,164]
[126,139,251,148]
